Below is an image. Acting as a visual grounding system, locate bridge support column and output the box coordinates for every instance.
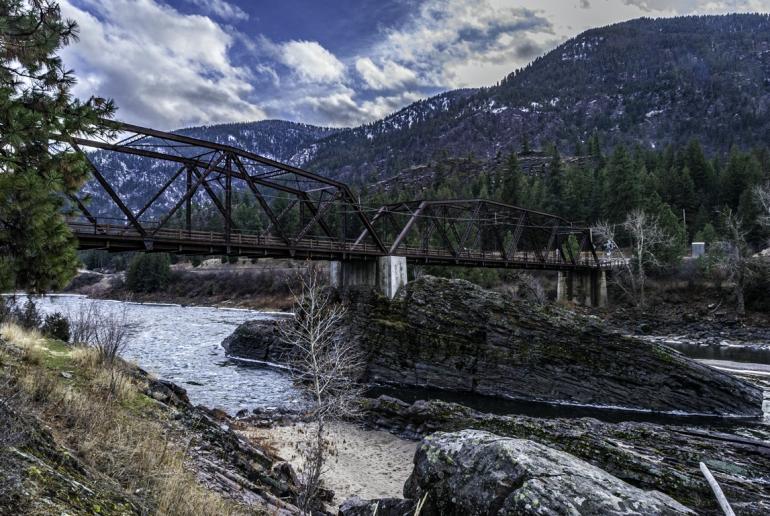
[596,270,608,308]
[556,271,572,304]
[378,255,408,299]
[557,270,608,308]
[329,256,408,299]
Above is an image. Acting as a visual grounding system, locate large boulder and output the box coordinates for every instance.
[223,276,763,415]
[221,319,293,363]
[404,430,694,515]
[362,396,770,514]
[343,276,762,416]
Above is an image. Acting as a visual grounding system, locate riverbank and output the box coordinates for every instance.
[63,262,300,311]
[0,323,302,514]
[239,421,417,507]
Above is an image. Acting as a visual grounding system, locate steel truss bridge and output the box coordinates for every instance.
[64,121,605,272]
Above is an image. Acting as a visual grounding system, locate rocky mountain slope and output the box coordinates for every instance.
[307,14,770,183]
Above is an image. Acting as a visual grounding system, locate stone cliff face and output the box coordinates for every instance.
[223,276,763,416]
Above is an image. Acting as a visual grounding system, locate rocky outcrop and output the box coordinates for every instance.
[221,319,293,363]
[362,396,770,515]
[403,430,694,515]
[224,276,763,416]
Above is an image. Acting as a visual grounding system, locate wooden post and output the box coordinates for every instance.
[699,462,735,516]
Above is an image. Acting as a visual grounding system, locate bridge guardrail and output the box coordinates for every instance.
[68,220,614,269]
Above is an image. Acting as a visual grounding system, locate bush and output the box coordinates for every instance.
[17,300,42,330]
[0,298,11,325]
[125,253,171,293]
[745,260,770,312]
[42,312,70,342]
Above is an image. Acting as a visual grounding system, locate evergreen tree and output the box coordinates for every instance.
[125,253,171,293]
[604,146,642,221]
[500,153,522,206]
[0,1,115,293]
[544,146,565,215]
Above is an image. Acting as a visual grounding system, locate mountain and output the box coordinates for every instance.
[82,14,770,216]
[306,14,770,183]
[174,120,340,166]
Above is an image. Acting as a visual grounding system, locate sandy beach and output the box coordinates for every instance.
[242,422,417,506]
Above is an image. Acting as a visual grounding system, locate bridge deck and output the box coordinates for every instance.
[70,222,612,272]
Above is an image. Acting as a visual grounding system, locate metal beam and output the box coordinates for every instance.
[152,153,226,235]
[389,201,427,255]
[71,140,146,237]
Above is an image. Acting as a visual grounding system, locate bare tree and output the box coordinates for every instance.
[67,300,131,365]
[593,210,673,309]
[67,300,100,345]
[280,269,364,513]
[93,305,130,366]
[711,210,755,318]
[756,182,770,232]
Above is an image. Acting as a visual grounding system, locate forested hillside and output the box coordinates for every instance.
[307,14,770,182]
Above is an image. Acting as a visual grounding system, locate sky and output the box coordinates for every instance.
[59,0,770,130]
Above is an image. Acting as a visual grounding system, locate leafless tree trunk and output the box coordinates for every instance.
[67,301,130,365]
[712,210,754,318]
[756,182,770,236]
[280,268,364,513]
[593,210,673,309]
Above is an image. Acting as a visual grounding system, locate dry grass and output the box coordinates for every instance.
[93,368,140,402]
[1,324,245,516]
[70,344,102,369]
[0,322,43,349]
[0,323,46,364]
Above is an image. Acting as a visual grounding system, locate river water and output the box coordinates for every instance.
[9,294,304,414]
[8,294,768,423]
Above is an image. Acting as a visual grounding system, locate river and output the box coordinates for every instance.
[7,294,304,415]
[7,294,768,423]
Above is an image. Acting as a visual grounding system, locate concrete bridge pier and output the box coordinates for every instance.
[329,256,408,299]
[556,270,608,307]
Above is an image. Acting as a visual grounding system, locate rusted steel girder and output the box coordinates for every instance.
[64,121,601,270]
[66,120,387,254]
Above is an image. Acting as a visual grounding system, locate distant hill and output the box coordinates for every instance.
[83,14,770,215]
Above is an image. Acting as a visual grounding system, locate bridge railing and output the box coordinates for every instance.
[68,219,610,268]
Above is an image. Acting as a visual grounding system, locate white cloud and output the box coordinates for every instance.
[279,40,346,84]
[185,0,249,21]
[355,57,417,90]
[60,0,265,129]
[296,88,423,127]
[622,0,770,12]
[365,0,554,89]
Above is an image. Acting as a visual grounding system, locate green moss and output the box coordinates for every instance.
[372,318,408,331]
[120,393,156,413]
[36,338,76,371]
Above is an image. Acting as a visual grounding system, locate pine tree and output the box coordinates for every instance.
[0,1,115,293]
[544,145,565,215]
[604,146,642,222]
[500,152,522,206]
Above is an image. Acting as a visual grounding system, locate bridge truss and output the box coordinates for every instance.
[65,121,602,271]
